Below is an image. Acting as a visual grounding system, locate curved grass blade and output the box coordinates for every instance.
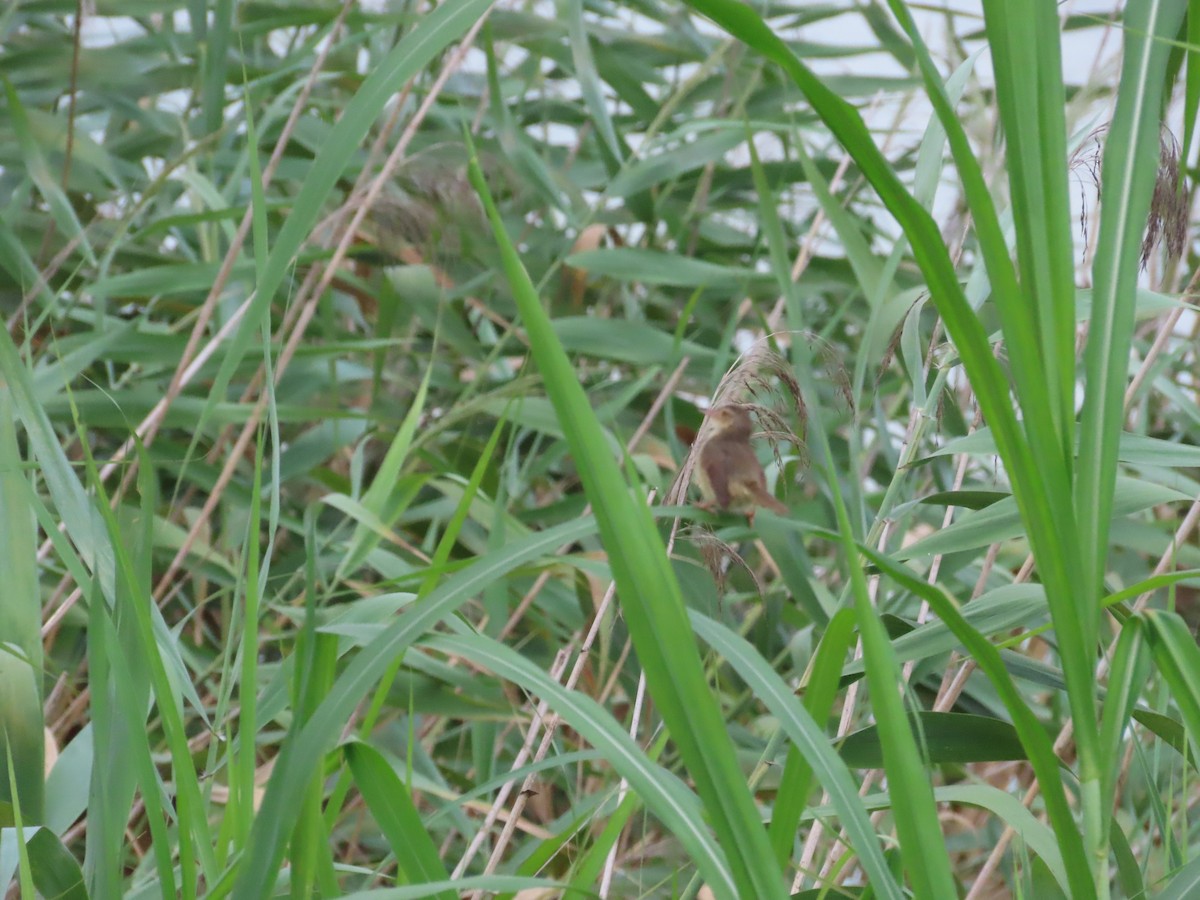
[468,139,787,898]
[230,517,601,899]
[343,741,455,899]
[855,542,1093,898]
[424,633,737,898]
[690,612,905,900]
[676,7,1092,842]
[768,607,856,867]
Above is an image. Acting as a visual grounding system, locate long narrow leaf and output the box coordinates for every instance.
[690,613,904,899]
[230,517,600,898]
[855,542,1094,897]
[0,393,43,825]
[1077,0,1188,635]
[424,633,737,897]
[979,0,1076,450]
[468,139,786,898]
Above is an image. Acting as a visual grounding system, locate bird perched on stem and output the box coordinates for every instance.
[693,405,788,523]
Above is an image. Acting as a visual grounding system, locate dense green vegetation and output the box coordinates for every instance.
[3,0,1200,896]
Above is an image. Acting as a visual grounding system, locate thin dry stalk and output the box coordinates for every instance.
[149,12,492,600]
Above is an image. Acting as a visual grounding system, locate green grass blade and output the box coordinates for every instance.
[561,749,655,893]
[929,785,1068,893]
[882,0,1071,525]
[1099,618,1150,815]
[338,362,433,579]
[768,607,856,867]
[230,517,600,898]
[425,633,737,897]
[289,634,340,898]
[3,746,34,900]
[745,79,954,896]
[95,605,179,896]
[201,0,233,136]
[690,612,904,899]
[79,443,217,894]
[0,328,113,595]
[83,583,130,897]
[1077,0,1188,631]
[566,0,624,169]
[0,393,43,826]
[343,741,455,898]
[979,0,1076,451]
[1158,854,1200,900]
[855,541,1094,897]
[1142,610,1200,744]
[674,1,1084,736]
[468,142,786,897]
[1185,1,1200,167]
[26,828,87,900]
[2,78,96,268]
[336,875,566,898]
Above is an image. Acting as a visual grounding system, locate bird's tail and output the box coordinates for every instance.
[754,489,788,515]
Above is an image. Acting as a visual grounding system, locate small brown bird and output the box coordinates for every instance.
[693,405,788,521]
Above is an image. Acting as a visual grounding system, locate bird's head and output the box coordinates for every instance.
[704,404,754,439]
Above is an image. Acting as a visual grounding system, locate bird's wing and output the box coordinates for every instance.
[700,446,734,508]
[727,446,788,514]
